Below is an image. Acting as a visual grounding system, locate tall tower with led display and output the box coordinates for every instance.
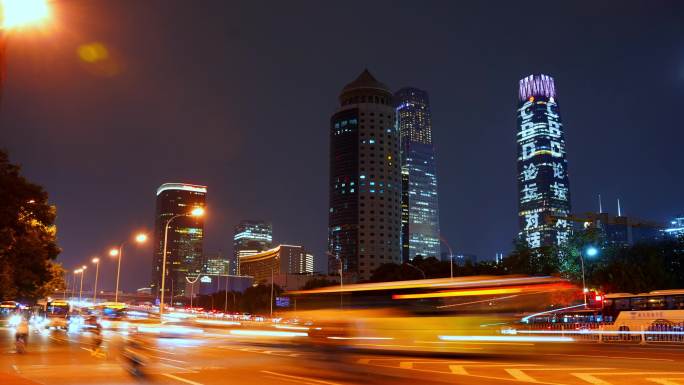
[517,74,571,249]
[328,69,402,282]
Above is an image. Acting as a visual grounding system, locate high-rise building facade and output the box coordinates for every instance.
[328,69,402,281]
[233,220,272,275]
[239,244,314,283]
[202,254,229,276]
[395,87,440,261]
[151,183,206,299]
[517,74,571,248]
[663,216,684,238]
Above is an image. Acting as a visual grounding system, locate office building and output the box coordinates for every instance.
[663,216,684,238]
[517,74,572,248]
[328,69,402,281]
[239,244,314,283]
[233,220,272,275]
[395,87,440,261]
[150,183,206,299]
[202,254,229,276]
[583,211,663,247]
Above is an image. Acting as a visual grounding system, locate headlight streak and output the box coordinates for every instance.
[506,329,684,336]
[228,329,308,338]
[326,336,394,340]
[520,303,587,323]
[196,319,241,326]
[438,335,574,343]
[274,324,309,331]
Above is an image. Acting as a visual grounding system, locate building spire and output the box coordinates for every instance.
[598,194,603,213]
[617,198,622,217]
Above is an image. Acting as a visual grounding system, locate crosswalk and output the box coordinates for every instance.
[356,357,684,385]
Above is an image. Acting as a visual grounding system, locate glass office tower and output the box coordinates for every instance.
[395,87,440,261]
[517,74,571,248]
[151,183,206,300]
[233,220,273,275]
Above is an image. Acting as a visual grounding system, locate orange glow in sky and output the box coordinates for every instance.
[0,0,50,29]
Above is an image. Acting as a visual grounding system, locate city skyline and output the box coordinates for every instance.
[2,1,682,291]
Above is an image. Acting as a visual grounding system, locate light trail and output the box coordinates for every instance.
[228,329,307,337]
[439,335,574,343]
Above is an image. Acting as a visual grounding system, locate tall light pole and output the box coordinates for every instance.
[110,232,147,303]
[78,265,87,304]
[160,207,204,318]
[91,257,100,303]
[185,274,200,310]
[71,270,78,300]
[581,246,599,307]
[440,236,454,279]
[224,260,230,313]
[63,270,68,299]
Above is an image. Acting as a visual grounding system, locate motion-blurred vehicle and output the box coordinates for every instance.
[1,301,19,326]
[286,275,578,353]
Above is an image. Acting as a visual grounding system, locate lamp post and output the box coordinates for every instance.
[159,207,204,318]
[581,246,599,307]
[185,274,200,310]
[71,270,78,300]
[91,257,100,303]
[78,265,87,303]
[110,232,147,303]
[224,260,230,313]
[440,236,454,279]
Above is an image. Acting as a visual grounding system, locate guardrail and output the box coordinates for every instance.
[518,322,684,344]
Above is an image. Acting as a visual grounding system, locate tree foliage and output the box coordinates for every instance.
[0,150,62,301]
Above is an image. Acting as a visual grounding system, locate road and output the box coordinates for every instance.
[1,327,684,385]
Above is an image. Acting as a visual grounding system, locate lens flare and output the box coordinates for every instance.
[1,0,50,29]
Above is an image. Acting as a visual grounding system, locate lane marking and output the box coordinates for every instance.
[362,360,563,385]
[506,369,538,383]
[160,363,198,373]
[261,370,343,385]
[572,373,612,385]
[573,373,684,385]
[544,353,674,362]
[161,373,205,385]
[142,345,178,355]
[647,379,684,385]
[156,356,188,364]
[449,365,468,375]
[399,362,413,369]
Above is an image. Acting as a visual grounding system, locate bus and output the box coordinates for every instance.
[43,300,71,330]
[284,275,579,352]
[601,290,684,337]
[520,290,684,342]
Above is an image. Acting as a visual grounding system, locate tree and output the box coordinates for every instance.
[0,150,61,301]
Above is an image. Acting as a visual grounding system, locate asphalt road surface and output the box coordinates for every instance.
[2,327,684,385]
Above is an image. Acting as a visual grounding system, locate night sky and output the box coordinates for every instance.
[1,1,683,291]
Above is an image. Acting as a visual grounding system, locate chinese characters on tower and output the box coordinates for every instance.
[517,74,571,249]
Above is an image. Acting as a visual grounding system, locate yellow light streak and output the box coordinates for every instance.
[393,287,522,299]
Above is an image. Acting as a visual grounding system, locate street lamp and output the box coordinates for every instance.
[91,257,100,303]
[159,207,204,318]
[0,0,53,105]
[77,265,87,304]
[0,0,51,30]
[110,232,148,303]
[580,246,599,307]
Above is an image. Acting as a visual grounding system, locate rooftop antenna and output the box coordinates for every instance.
[598,194,603,213]
[617,198,622,217]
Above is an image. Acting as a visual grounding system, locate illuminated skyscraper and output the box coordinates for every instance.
[233,220,272,275]
[328,69,402,281]
[151,183,206,300]
[395,87,440,261]
[517,74,571,248]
